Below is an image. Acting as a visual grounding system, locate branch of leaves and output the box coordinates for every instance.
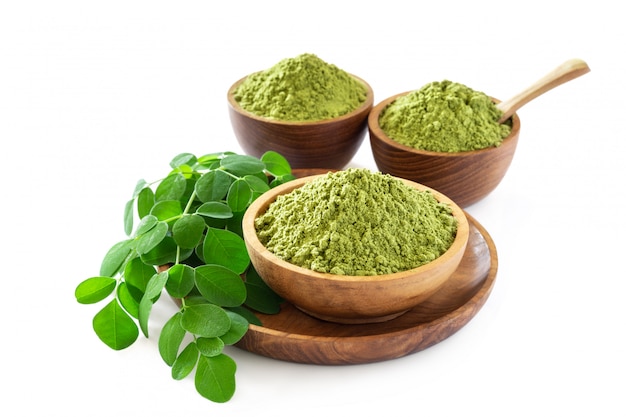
[75,151,293,403]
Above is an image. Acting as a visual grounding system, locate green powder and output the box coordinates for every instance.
[233,53,368,122]
[379,80,512,152]
[255,168,458,276]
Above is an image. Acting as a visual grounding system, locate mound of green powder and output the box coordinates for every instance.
[379,80,512,152]
[233,53,368,122]
[255,168,458,276]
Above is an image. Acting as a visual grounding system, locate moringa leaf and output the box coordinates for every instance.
[165,264,195,298]
[100,239,134,277]
[124,199,134,236]
[261,150,292,177]
[138,271,168,337]
[202,228,250,274]
[172,214,206,249]
[195,354,237,403]
[135,221,168,255]
[134,214,159,237]
[220,154,265,176]
[137,187,155,219]
[172,341,199,380]
[180,303,231,338]
[150,200,182,223]
[195,201,233,219]
[195,264,247,307]
[140,236,189,266]
[124,256,156,296]
[196,337,225,357]
[75,277,116,304]
[159,311,186,366]
[220,310,249,345]
[93,299,139,350]
[117,282,140,319]
[170,153,197,169]
[226,179,252,212]
[195,169,232,202]
[156,172,187,202]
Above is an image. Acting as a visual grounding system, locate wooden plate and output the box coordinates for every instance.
[235,211,497,365]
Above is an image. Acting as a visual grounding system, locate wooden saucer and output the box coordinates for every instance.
[235,211,497,365]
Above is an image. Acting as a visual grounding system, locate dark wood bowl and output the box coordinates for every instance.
[368,92,521,208]
[227,74,374,170]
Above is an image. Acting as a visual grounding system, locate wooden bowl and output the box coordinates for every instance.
[227,74,374,170]
[368,92,521,208]
[242,174,470,324]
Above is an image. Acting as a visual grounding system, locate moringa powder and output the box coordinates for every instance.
[379,80,512,152]
[233,53,368,121]
[255,168,458,276]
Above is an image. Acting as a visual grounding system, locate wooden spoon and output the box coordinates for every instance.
[497,58,590,123]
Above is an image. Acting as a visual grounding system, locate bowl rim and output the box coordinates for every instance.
[368,91,521,156]
[242,173,470,283]
[227,73,374,126]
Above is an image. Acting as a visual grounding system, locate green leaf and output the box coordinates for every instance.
[202,228,250,274]
[244,266,282,313]
[100,239,133,277]
[196,337,224,357]
[261,150,292,177]
[135,221,169,255]
[244,175,270,202]
[137,187,155,219]
[180,303,231,338]
[172,342,199,380]
[156,172,187,202]
[123,256,156,296]
[93,299,139,350]
[170,153,197,169]
[227,306,262,326]
[197,152,226,168]
[134,214,159,237]
[138,271,168,337]
[75,277,116,304]
[195,354,237,403]
[172,214,206,249]
[220,154,265,176]
[140,236,189,266]
[150,200,183,223]
[123,199,134,236]
[159,312,186,366]
[195,169,232,202]
[220,310,249,345]
[195,265,247,307]
[117,282,140,319]
[226,179,252,212]
[132,179,148,198]
[196,201,233,219]
[270,173,297,187]
[165,264,195,298]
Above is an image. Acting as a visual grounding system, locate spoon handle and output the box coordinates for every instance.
[496,58,590,123]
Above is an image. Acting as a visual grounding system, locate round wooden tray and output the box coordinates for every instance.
[235,211,497,365]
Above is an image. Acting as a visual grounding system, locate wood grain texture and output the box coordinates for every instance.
[368,93,521,208]
[227,74,374,170]
[235,212,497,365]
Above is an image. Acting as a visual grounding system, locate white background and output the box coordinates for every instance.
[2,1,625,416]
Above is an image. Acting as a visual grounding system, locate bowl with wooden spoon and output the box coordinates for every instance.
[368,59,590,207]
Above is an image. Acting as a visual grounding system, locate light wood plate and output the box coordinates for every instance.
[235,211,497,365]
